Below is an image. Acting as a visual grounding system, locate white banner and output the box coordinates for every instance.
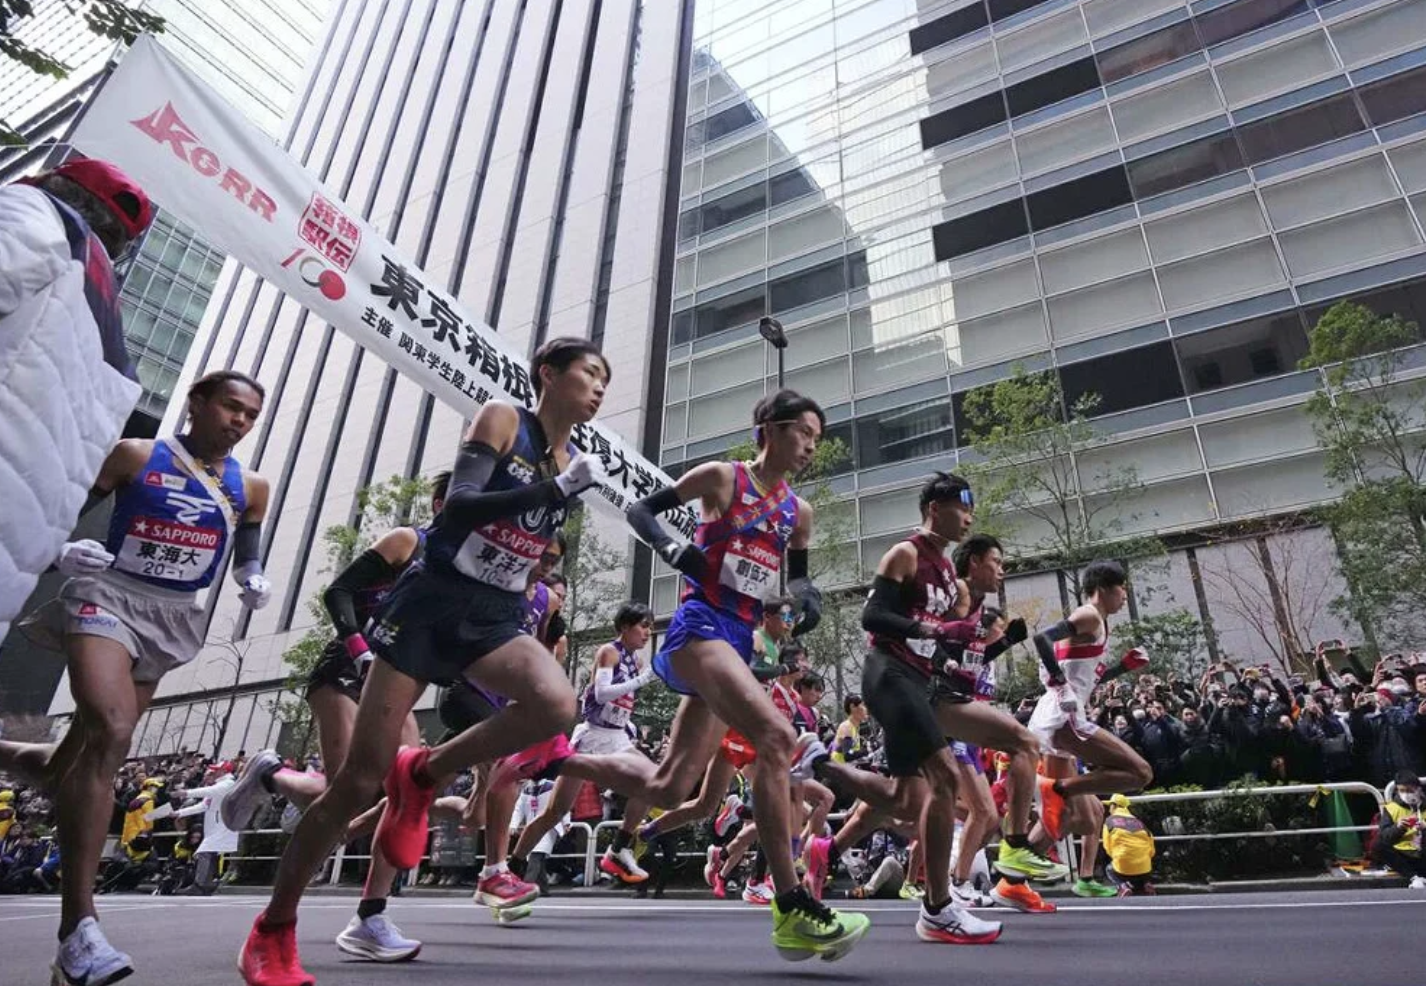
[72,35,696,541]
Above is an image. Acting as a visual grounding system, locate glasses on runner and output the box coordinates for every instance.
[779,609,796,623]
[933,487,974,509]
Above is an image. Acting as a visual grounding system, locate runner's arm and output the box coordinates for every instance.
[861,543,930,638]
[442,402,570,529]
[626,462,730,576]
[1033,606,1099,684]
[786,499,822,634]
[590,642,656,702]
[321,531,414,643]
[231,473,271,588]
[981,617,1028,662]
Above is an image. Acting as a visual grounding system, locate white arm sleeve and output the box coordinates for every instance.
[592,665,655,704]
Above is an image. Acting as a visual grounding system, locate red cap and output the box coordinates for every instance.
[51,158,153,239]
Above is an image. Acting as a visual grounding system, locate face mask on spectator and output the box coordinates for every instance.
[1132,708,1146,721]
[1254,689,1270,702]
[1390,681,1410,697]
[1401,789,1422,807]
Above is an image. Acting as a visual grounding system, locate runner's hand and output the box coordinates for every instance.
[1003,618,1028,645]
[554,451,600,498]
[1055,685,1079,715]
[239,575,272,610]
[658,540,708,579]
[57,539,113,577]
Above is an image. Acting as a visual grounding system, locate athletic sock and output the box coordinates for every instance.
[480,862,508,879]
[1005,833,1030,849]
[508,855,527,879]
[612,829,633,852]
[357,897,386,920]
[752,848,768,884]
[924,896,951,915]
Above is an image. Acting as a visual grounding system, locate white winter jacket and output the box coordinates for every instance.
[0,184,141,645]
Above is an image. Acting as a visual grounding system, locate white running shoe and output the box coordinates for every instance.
[713,794,744,838]
[704,845,725,888]
[790,733,827,782]
[335,914,422,962]
[280,801,303,835]
[949,879,996,909]
[221,749,280,832]
[742,879,775,905]
[1410,876,1426,890]
[51,917,133,986]
[599,847,649,883]
[915,902,1003,944]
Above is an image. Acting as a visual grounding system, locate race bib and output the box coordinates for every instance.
[453,518,546,591]
[600,698,634,728]
[719,535,780,598]
[906,637,937,658]
[114,515,221,584]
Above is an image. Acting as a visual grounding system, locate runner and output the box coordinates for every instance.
[1027,559,1154,844]
[797,473,1003,943]
[238,338,607,986]
[1,370,271,986]
[507,601,659,885]
[624,389,869,960]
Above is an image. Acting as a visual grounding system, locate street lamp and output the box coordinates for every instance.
[759,316,788,391]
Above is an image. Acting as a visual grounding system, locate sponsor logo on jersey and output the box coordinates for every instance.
[144,471,189,491]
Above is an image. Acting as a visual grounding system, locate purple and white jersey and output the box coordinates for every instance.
[521,581,551,638]
[581,640,640,730]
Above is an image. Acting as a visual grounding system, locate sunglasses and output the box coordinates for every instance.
[935,488,974,508]
[778,610,795,622]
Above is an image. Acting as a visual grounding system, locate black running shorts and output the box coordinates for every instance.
[862,646,946,778]
[437,679,505,742]
[304,639,366,704]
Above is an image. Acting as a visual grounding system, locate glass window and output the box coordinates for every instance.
[144,270,175,307]
[919,91,1008,149]
[1329,0,1426,68]
[179,244,207,282]
[1301,275,1426,336]
[932,198,1030,260]
[1213,29,1337,108]
[951,258,1041,320]
[122,264,152,298]
[125,306,157,344]
[770,258,846,315]
[925,40,1000,100]
[1143,193,1268,264]
[664,402,687,442]
[1195,0,1309,49]
[1038,227,1150,295]
[671,308,694,345]
[1015,105,1117,176]
[770,168,818,208]
[1389,139,1426,195]
[1005,57,1102,117]
[699,182,769,235]
[1175,313,1307,393]
[1156,238,1286,311]
[1126,130,1245,198]
[769,209,843,264]
[938,138,1019,204]
[1236,92,1365,166]
[1277,201,1423,278]
[159,236,186,272]
[1096,20,1200,85]
[701,137,767,188]
[704,101,759,144]
[688,380,765,439]
[910,3,990,56]
[781,314,850,372]
[854,398,956,468]
[693,284,766,339]
[1259,155,1398,230]
[692,340,765,397]
[1026,165,1133,230]
[786,357,852,405]
[1060,341,1185,414]
[958,302,1050,365]
[697,230,766,288]
[1047,271,1163,340]
[1084,0,1189,37]
[853,332,948,394]
[996,8,1088,75]
[989,0,1055,22]
[1358,65,1426,128]
[1111,69,1223,143]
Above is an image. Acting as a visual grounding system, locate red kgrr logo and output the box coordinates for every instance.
[131,102,277,222]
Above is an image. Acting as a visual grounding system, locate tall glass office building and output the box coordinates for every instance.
[653,0,1426,644]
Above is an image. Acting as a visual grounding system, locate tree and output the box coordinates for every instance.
[1118,610,1207,680]
[1300,301,1426,650]
[270,475,435,749]
[558,507,633,688]
[1,1,164,145]
[958,365,1168,603]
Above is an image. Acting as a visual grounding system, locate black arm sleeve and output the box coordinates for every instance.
[322,549,397,639]
[861,575,922,639]
[234,522,262,565]
[1033,620,1077,682]
[981,638,1012,662]
[442,440,563,530]
[787,548,809,581]
[627,486,686,557]
[751,661,792,683]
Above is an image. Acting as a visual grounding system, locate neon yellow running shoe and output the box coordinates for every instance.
[770,887,870,962]
[996,843,1070,883]
[898,882,925,900]
[1072,877,1117,898]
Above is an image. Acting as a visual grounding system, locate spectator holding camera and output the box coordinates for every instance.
[1377,770,1426,889]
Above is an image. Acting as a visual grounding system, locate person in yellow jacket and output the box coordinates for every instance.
[0,789,15,842]
[1378,770,1426,889]
[1102,793,1155,896]
[120,778,163,850]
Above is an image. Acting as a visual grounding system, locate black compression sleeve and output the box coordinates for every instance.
[751,661,791,683]
[442,439,563,529]
[234,522,262,566]
[982,638,1012,662]
[1034,619,1076,682]
[787,548,809,581]
[322,549,397,639]
[861,575,922,639]
[628,486,686,556]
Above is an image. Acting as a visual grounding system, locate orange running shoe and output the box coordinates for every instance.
[990,878,1057,914]
[1038,775,1066,842]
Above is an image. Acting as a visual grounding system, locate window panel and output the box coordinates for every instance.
[1096,19,1200,84]
[769,258,847,315]
[701,137,767,189]
[939,139,1019,204]
[853,332,948,393]
[996,8,1088,75]
[1260,154,1398,229]
[1144,193,1267,265]
[1213,29,1338,108]
[1038,227,1150,295]
[693,283,766,339]
[1236,92,1365,166]
[687,380,765,439]
[1126,130,1246,198]
[770,168,819,208]
[1194,0,1309,49]
[666,363,689,402]
[768,208,845,264]
[1026,165,1133,230]
[1358,65,1426,128]
[786,357,852,406]
[1005,57,1102,117]
[989,0,1056,21]
[1277,201,1423,278]
[854,398,956,468]
[1047,271,1163,340]
[920,91,1008,149]
[859,486,920,537]
[690,342,764,398]
[699,181,769,235]
[1389,139,1426,195]
[910,3,991,56]
[664,402,687,442]
[925,40,1000,99]
[1060,340,1185,414]
[1213,453,1333,518]
[675,256,695,295]
[1175,313,1308,394]
[1084,0,1187,37]
[852,297,946,350]
[953,258,1043,321]
[1157,237,1285,311]
[1015,105,1117,176]
[958,302,1049,365]
[1111,69,1223,143]
[1329,0,1426,68]
[696,230,766,288]
[704,101,759,144]
[932,198,1030,260]
[782,315,850,371]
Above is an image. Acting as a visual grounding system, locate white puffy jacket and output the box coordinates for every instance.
[0,184,140,645]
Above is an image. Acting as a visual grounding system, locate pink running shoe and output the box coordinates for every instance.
[474,869,540,909]
[805,834,834,900]
[375,747,436,870]
[490,734,573,789]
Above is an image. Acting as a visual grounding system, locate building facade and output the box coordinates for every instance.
[653,0,1426,662]
[54,0,686,759]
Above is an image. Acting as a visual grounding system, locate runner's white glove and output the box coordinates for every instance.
[57,540,114,577]
[554,451,600,498]
[1055,684,1080,715]
[239,575,272,610]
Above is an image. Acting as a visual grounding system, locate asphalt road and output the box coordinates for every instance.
[4,888,1420,985]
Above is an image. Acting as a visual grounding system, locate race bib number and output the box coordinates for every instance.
[719,536,780,598]
[114,516,220,584]
[453,519,546,591]
[906,637,937,658]
[600,698,633,728]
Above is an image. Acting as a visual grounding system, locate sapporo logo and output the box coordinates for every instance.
[131,102,277,222]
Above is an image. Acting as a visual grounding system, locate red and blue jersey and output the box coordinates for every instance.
[103,440,246,591]
[682,462,798,624]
